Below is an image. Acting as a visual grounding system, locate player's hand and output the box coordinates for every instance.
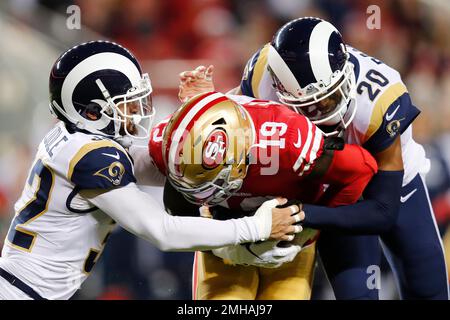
[178,65,215,103]
[212,241,302,268]
[252,198,304,242]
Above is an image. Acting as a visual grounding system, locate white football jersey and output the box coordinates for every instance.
[240,44,429,185]
[0,122,136,299]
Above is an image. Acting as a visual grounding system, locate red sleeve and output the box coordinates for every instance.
[148,117,170,174]
[286,115,324,176]
[318,144,378,207]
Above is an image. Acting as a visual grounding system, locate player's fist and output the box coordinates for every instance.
[178,65,215,103]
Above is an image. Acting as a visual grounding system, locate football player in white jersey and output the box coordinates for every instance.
[178,17,449,299]
[0,41,302,300]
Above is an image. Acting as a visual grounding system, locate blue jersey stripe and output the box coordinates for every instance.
[363,93,420,153]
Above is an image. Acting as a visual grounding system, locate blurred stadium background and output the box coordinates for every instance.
[0,0,449,299]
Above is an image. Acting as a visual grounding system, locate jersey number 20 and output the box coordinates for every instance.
[357,69,390,101]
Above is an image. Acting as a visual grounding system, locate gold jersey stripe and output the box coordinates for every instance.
[365,82,408,141]
[443,226,450,280]
[251,44,270,98]
[67,140,120,181]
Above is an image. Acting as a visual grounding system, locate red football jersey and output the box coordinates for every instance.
[223,95,325,210]
[149,116,170,175]
[149,94,377,212]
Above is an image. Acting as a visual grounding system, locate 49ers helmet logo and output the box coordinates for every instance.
[202,129,228,169]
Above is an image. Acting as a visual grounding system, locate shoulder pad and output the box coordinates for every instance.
[68,140,136,189]
[240,44,270,98]
[364,90,420,153]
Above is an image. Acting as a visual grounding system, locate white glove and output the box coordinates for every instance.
[250,198,280,241]
[212,241,302,269]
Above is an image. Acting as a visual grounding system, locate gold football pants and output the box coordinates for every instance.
[192,243,316,300]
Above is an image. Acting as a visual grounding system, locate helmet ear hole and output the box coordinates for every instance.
[212,118,227,125]
[84,102,102,120]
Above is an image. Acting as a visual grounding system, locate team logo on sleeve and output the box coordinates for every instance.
[386,118,404,137]
[202,129,228,169]
[93,161,126,186]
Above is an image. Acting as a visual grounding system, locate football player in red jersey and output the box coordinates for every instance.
[178,18,449,300]
[150,91,377,299]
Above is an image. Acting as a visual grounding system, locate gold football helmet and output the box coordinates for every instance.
[162,92,254,206]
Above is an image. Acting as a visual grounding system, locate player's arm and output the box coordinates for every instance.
[129,116,172,186]
[302,139,403,234]
[128,144,166,187]
[70,143,299,252]
[283,114,399,234]
[163,179,302,267]
[306,138,379,206]
[301,86,419,233]
[177,45,265,102]
[82,184,297,252]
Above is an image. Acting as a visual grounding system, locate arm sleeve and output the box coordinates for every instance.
[128,144,166,187]
[316,143,377,207]
[287,116,324,176]
[303,170,404,234]
[363,90,420,154]
[84,183,263,251]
